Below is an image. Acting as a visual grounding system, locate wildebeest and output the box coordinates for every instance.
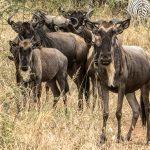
[10,39,69,113]
[59,8,94,45]
[31,10,72,32]
[9,38,51,111]
[8,17,89,110]
[86,18,150,144]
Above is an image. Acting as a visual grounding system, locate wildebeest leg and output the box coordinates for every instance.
[116,85,125,143]
[45,83,49,102]
[68,63,84,111]
[47,79,60,109]
[125,92,140,141]
[92,75,97,111]
[32,81,42,111]
[37,83,42,111]
[85,75,90,108]
[100,85,109,144]
[77,68,85,111]
[56,73,68,114]
[16,69,22,86]
[140,83,150,144]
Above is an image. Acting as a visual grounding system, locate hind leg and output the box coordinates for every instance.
[85,75,90,109]
[125,92,140,141]
[68,63,84,111]
[47,78,60,109]
[91,75,98,111]
[141,83,150,144]
[45,82,50,102]
[56,72,68,114]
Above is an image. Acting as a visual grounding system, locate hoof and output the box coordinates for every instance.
[116,135,124,143]
[100,134,107,144]
[126,133,131,141]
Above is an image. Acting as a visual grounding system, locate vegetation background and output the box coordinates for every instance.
[0,0,150,149]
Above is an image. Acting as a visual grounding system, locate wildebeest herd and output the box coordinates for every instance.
[7,8,150,145]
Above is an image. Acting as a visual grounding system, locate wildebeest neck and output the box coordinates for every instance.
[35,28,53,47]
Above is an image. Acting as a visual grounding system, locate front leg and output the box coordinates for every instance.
[100,85,109,144]
[32,77,41,111]
[116,84,125,143]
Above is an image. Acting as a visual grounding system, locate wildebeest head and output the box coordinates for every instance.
[87,18,130,65]
[10,39,41,71]
[31,10,47,29]
[8,15,23,33]
[8,16,34,38]
[59,7,94,28]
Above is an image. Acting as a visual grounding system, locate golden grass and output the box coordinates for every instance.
[0,5,150,150]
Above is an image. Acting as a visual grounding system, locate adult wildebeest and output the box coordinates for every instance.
[10,39,69,113]
[8,17,89,110]
[86,18,150,144]
[31,10,73,32]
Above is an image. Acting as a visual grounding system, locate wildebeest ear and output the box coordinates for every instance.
[32,41,41,49]
[9,40,17,47]
[115,18,130,35]
[8,55,14,61]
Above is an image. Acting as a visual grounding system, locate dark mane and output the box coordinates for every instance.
[35,28,53,47]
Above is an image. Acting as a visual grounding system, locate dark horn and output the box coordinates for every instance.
[111,18,122,24]
[7,15,15,25]
[85,9,103,24]
[86,9,94,18]
[70,17,79,27]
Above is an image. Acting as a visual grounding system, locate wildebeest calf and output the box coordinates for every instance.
[11,39,69,113]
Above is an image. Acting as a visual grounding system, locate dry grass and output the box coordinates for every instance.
[0,5,150,150]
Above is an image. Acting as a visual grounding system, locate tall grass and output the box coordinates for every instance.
[0,0,150,149]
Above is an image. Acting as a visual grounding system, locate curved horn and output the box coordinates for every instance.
[18,35,24,42]
[70,17,79,27]
[67,24,83,34]
[86,9,94,18]
[7,15,15,25]
[85,9,103,24]
[126,9,131,20]
[111,18,122,24]
[30,36,34,42]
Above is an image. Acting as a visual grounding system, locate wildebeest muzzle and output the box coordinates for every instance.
[99,52,111,65]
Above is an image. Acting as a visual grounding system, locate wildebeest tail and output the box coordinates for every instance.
[140,94,146,126]
[65,78,69,93]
